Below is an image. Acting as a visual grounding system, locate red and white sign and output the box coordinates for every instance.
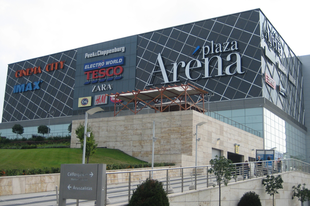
[110,96,122,103]
[94,94,108,105]
[265,73,276,89]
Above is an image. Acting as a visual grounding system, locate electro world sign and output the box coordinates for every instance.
[84,56,124,94]
[152,40,243,84]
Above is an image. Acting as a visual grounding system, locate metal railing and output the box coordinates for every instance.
[207,111,262,137]
[105,158,310,205]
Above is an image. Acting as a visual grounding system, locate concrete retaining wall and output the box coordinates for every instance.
[0,173,60,196]
[168,171,310,206]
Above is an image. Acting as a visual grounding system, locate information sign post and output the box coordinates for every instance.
[59,164,106,206]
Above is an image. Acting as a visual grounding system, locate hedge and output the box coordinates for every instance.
[0,163,175,176]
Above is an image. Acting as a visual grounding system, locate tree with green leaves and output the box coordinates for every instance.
[38,125,49,136]
[208,155,236,206]
[68,123,72,133]
[238,191,261,206]
[129,178,169,206]
[262,175,283,206]
[12,124,24,138]
[292,183,310,206]
[75,124,97,163]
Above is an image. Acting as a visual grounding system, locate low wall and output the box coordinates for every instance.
[0,173,60,196]
[0,167,176,196]
[168,171,310,206]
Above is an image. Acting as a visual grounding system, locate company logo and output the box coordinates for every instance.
[15,61,65,78]
[262,20,282,56]
[92,84,113,93]
[78,96,92,107]
[81,98,88,105]
[85,47,125,59]
[265,73,276,89]
[84,57,124,72]
[13,80,43,94]
[94,94,108,105]
[110,96,122,103]
[84,57,124,85]
[152,40,243,84]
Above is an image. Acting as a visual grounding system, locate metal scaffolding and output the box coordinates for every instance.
[109,84,208,116]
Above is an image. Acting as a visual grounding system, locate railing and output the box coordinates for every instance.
[105,158,310,205]
[207,111,262,137]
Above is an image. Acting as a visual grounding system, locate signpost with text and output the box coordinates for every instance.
[59,164,106,206]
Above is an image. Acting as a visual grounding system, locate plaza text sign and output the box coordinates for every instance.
[153,41,244,84]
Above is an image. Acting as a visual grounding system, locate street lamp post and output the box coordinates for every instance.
[82,107,104,164]
[47,110,54,138]
[189,121,207,190]
[195,121,207,167]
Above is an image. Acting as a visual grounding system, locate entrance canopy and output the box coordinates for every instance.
[109,84,208,116]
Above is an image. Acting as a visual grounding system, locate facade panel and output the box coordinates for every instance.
[2,50,77,122]
[0,9,308,161]
[135,9,262,103]
[73,36,137,115]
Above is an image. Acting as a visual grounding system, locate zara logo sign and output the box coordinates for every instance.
[152,40,244,84]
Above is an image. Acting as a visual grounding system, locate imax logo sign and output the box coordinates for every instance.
[13,81,43,94]
[152,41,244,84]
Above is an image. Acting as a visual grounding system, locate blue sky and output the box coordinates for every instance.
[0,0,308,122]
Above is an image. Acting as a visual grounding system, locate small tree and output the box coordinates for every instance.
[12,124,24,138]
[38,125,49,136]
[75,124,97,163]
[262,175,283,206]
[208,155,236,206]
[238,191,261,206]
[292,184,310,206]
[68,123,72,133]
[129,178,169,206]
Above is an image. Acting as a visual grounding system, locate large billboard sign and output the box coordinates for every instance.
[152,40,243,85]
[73,36,137,111]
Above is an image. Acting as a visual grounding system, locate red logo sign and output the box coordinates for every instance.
[95,94,108,105]
[265,73,276,89]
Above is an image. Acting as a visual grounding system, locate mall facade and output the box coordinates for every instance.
[1,9,309,164]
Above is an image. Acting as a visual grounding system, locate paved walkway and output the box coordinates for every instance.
[0,191,96,206]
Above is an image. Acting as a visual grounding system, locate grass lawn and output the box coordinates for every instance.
[0,148,146,170]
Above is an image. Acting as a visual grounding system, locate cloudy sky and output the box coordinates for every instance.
[0,0,308,122]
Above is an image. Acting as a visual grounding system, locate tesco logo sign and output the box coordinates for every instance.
[84,56,124,85]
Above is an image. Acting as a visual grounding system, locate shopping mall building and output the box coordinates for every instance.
[1,9,309,166]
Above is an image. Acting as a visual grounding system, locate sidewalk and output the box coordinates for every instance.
[0,191,95,206]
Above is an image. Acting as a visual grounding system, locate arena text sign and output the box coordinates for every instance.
[153,40,244,84]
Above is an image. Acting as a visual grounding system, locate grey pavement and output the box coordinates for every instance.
[0,191,96,206]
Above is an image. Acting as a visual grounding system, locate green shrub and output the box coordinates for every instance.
[129,178,169,206]
[238,191,261,206]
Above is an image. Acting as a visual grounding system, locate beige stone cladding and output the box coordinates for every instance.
[0,174,60,196]
[168,171,310,206]
[71,110,263,167]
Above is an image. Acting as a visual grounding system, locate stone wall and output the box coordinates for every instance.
[168,171,310,206]
[0,174,60,196]
[71,110,263,167]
